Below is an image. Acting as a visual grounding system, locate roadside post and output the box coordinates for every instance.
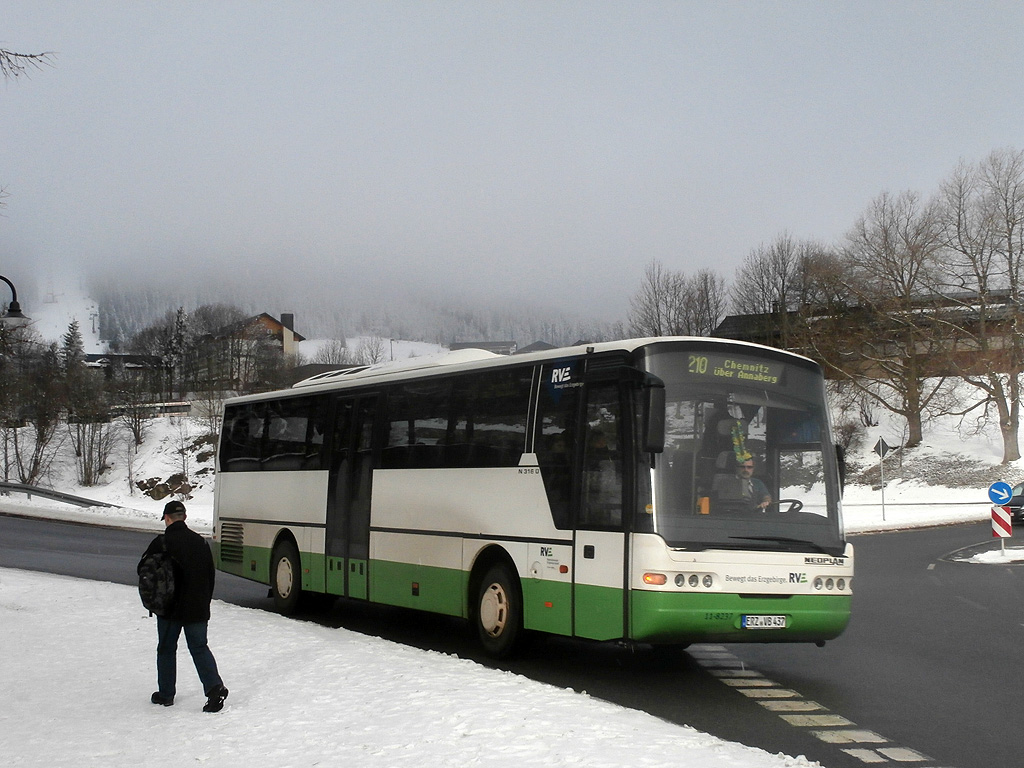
[989,481,1013,554]
[873,437,893,522]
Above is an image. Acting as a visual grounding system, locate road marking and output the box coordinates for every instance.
[843,748,889,763]
[812,729,888,744]
[877,747,928,761]
[759,699,825,712]
[706,668,763,678]
[694,658,747,668]
[842,746,930,763]
[780,713,854,727]
[735,687,800,699]
[690,645,941,765]
[720,677,776,687]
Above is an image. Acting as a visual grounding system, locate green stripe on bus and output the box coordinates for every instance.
[303,552,325,593]
[215,542,272,584]
[521,579,572,635]
[573,583,625,640]
[629,591,851,643]
[370,560,466,617]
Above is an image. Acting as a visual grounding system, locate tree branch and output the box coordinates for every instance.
[0,48,55,79]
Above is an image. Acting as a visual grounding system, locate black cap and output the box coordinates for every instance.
[163,500,186,518]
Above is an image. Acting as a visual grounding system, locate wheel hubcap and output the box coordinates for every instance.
[480,582,508,638]
[276,557,294,599]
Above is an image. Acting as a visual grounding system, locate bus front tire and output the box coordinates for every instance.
[476,563,523,658]
[271,540,302,615]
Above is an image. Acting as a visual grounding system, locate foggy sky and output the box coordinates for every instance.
[3,1,1024,325]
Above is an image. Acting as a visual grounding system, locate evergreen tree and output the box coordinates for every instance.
[60,319,85,375]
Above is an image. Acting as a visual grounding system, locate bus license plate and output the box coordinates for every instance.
[742,614,787,629]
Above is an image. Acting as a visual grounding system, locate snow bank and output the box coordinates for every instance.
[0,568,819,768]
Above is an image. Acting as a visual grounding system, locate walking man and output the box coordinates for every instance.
[139,500,229,712]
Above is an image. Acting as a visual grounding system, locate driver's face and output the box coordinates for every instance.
[739,463,754,475]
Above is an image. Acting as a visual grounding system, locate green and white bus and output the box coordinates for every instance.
[213,337,852,656]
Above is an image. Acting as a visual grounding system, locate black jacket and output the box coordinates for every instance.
[139,520,216,623]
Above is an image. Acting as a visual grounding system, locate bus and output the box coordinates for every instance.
[213,337,852,657]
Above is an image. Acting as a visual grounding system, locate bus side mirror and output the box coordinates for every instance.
[836,444,846,494]
[643,380,665,454]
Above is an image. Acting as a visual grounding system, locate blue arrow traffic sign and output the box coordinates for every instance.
[989,481,1013,505]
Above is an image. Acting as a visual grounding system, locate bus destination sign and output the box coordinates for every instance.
[687,353,785,386]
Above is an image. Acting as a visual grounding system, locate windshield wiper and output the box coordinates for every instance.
[727,536,844,556]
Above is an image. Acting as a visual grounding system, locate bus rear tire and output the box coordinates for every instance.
[476,563,523,658]
[271,540,302,615]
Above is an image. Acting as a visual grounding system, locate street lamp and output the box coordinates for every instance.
[0,274,30,328]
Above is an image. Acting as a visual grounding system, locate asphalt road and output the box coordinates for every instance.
[0,513,1012,768]
[0,514,269,607]
[728,520,1022,768]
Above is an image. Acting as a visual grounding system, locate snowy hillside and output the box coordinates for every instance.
[19,279,105,353]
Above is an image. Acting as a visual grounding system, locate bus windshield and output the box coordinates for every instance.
[641,343,846,556]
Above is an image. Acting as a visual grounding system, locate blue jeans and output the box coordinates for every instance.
[156,617,223,698]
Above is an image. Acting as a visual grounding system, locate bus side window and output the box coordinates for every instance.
[535,363,582,529]
[456,368,532,468]
[580,384,623,529]
[221,403,265,471]
[304,395,329,470]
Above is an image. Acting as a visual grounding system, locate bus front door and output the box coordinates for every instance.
[572,381,627,641]
[324,395,378,600]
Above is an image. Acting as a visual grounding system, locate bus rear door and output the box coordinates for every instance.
[324,394,378,600]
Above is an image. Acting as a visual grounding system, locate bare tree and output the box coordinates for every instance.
[113,371,155,447]
[128,310,178,400]
[190,304,249,336]
[629,261,685,336]
[9,343,65,485]
[936,148,1024,462]
[731,233,833,348]
[311,339,352,365]
[681,269,727,337]
[629,260,725,337]
[353,336,388,365]
[191,380,226,441]
[731,232,803,316]
[828,190,949,447]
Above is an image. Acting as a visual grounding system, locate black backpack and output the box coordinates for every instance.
[138,535,178,616]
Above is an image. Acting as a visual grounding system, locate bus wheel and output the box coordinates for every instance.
[271,540,302,615]
[476,563,523,658]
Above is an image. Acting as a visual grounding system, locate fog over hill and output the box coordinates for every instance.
[88,274,624,351]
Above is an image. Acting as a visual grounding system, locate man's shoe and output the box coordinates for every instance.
[151,692,174,706]
[203,684,228,713]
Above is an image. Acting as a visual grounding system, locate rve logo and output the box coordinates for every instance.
[789,572,807,584]
[551,367,572,383]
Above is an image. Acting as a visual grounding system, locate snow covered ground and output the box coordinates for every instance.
[1,566,830,768]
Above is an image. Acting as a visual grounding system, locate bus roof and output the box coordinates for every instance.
[225,337,816,404]
[291,348,501,387]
